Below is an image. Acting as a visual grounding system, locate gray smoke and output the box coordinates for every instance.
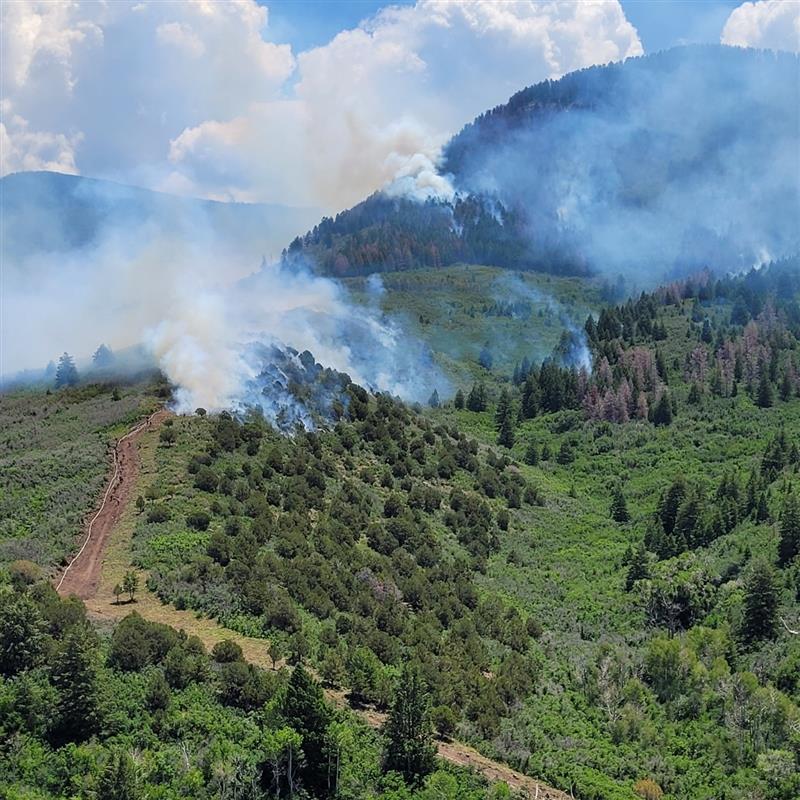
[446,47,800,283]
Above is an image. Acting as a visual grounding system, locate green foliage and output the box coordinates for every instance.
[383,665,436,786]
[0,594,47,677]
[741,559,779,645]
[97,750,140,800]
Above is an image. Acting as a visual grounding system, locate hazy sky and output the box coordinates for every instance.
[2,0,797,211]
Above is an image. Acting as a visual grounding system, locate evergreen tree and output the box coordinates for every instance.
[610,486,630,523]
[755,491,770,522]
[741,559,779,645]
[778,492,800,566]
[466,382,487,412]
[0,595,47,677]
[655,348,668,380]
[478,346,493,370]
[383,664,436,785]
[495,389,515,448]
[524,441,538,466]
[453,389,465,410]
[625,543,649,590]
[494,388,511,426]
[52,629,100,742]
[92,344,115,369]
[281,665,332,796]
[556,440,574,464]
[756,371,774,408]
[97,750,140,800]
[651,393,673,426]
[428,389,440,409]
[780,370,793,401]
[54,352,79,388]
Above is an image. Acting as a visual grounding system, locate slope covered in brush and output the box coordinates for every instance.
[285,45,800,281]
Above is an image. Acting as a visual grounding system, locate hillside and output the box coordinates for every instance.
[283,46,799,282]
[2,261,799,799]
[1,171,319,265]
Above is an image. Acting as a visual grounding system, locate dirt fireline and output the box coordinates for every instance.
[53,412,570,800]
[55,409,170,600]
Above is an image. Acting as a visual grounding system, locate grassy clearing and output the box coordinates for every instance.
[0,380,162,568]
[345,264,602,384]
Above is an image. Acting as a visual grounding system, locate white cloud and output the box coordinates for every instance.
[169,0,642,209]
[1,0,642,209]
[156,21,206,58]
[0,107,81,175]
[722,1,800,53]
[1,0,294,180]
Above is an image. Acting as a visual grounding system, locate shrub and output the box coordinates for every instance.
[186,511,211,531]
[212,639,244,663]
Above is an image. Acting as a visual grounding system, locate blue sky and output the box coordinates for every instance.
[263,0,744,54]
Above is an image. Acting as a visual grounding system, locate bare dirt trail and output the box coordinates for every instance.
[55,409,170,600]
[59,412,569,799]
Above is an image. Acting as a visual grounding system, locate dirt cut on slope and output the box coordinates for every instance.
[55,409,169,600]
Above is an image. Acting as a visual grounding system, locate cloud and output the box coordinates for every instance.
[721,1,800,52]
[0,109,81,175]
[1,0,642,210]
[1,0,294,183]
[172,0,642,209]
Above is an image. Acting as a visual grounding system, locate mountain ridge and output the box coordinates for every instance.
[283,44,800,283]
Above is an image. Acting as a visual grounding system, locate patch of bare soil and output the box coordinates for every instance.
[55,409,169,600]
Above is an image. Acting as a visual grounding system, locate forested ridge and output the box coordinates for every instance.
[2,260,800,799]
[282,46,799,280]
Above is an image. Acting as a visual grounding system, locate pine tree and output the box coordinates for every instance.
[97,750,140,800]
[282,665,332,796]
[756,371,774,408]
[741,559,779,645]
[524,442,538,466]
[453,389,465,410]
[780,370,793,401]
[383,664,436,785]
[495,389,515,448]
[610,486,630,523]
[92,344,115,369]
[755,492,770,522]
[466,382,487,412]
[625,543,649,590]
[0,595,47,677]
[778,492,800,566]
[428,389,440,408]
[54,352,79,388]
[651,393,673,426]
[52,629,100,742]
[541,443,551,461]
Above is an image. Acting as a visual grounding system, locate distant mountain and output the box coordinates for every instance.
[285,45,800,282]
[1,171,319,265]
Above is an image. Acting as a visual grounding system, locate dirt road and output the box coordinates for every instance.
[55,409,169,600]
